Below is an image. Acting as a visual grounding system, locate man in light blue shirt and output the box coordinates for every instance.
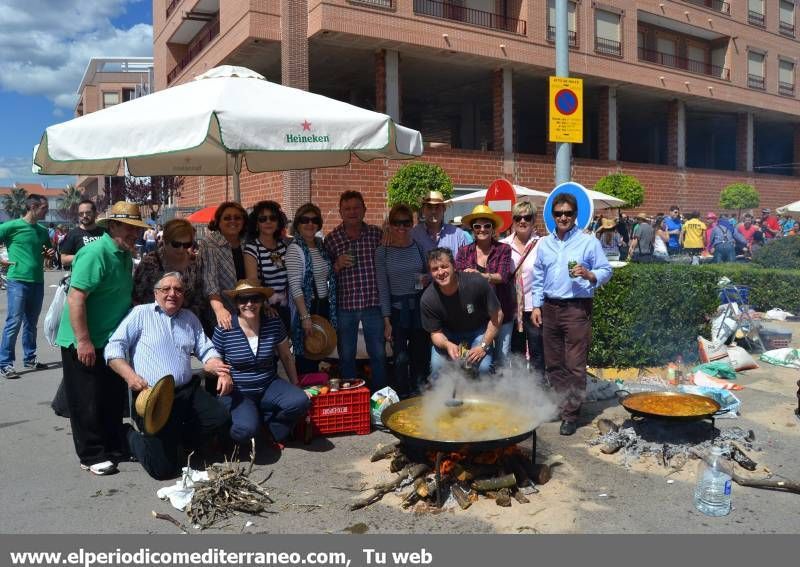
[411,191,469,258]
[106,272,232,479]
[531,193,612,436]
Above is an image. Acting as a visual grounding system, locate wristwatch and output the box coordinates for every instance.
[479,341,489,352]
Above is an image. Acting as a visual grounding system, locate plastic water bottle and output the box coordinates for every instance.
[693,446,732,516]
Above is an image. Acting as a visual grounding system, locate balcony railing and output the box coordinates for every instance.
[638,47,730,80]
[413,0,526,35]
[683,0,730,14]
[748,74,765,90]
[780,21,795,36]
[349,0,394,8]
[595,37,622,57]
[167,17,220,84]
[779,81,795,96]
[546,25,578,47]
[166,0,181,18]
[748,10,765,27]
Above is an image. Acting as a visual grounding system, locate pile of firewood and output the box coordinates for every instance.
[352,441,557,511]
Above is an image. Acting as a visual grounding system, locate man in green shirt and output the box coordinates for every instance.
[56,201,148,476]
[0,195,54,378]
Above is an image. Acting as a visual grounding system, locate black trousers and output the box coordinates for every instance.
[510,312,545,378]
[61,346,127,466]
[127,377,230,480]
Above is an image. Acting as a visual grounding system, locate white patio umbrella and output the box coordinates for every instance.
[777,200,800,215]
[445,185,625,209]
[33,66,423,202]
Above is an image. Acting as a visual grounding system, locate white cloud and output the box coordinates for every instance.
[0,156,73,187]
[0,1,152,109]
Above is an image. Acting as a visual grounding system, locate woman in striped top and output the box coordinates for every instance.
[375,204,431,398]
[213,280,310,448]
[244,200,291,330]
[285,203,337,376]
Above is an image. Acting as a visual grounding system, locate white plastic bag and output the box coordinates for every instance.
[765,308,793,321]
[370,386,399,426]
[43,279,68,347]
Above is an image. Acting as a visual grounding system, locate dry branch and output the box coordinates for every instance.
[690,448,800,495]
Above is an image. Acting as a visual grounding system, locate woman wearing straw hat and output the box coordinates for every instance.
[455,204,515,369]
[284,203,338,375]
[595,218,624,262]
[213,279,310,450]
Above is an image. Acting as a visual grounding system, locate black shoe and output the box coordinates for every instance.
[23,359,47,370]
[559,420,577,436]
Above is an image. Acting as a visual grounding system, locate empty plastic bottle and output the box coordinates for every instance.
[693,445,732,516]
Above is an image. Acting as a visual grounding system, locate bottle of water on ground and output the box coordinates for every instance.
[694,445,732,516]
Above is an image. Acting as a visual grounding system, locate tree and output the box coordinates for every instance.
[121,176,184,220]
[719,182,760,218]
[387,163,453,210]
[593,172,645,208]
[58,184,84,222]
[2,187,29,219]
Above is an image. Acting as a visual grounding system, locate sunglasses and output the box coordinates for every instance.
[170,240,194,249]
[553,210,576,218]
[258,214,278,223]
[156,286,184,295]
[472,222,494,231]
[513,214,534,222]
[236,294,264,305]
[297,216,322,225]
[78,211,95,217]
[391,219,413,227]
[222,215,243,222]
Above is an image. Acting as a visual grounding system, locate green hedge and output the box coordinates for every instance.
[589,263,800,368]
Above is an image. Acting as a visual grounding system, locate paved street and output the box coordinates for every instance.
[1,270,799,534]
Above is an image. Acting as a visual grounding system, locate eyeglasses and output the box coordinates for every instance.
[258,214,278,223]
[553,210,575,218]
[236,294,264,305]
[472,222,494,231]
[391,219,413,227]
[170,240,194,249]
[156,286,184,295]
[222,215,243,222]
[297,216,322,225]
[513,214,534,222]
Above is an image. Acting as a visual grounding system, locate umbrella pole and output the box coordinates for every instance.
[232,152,243,203]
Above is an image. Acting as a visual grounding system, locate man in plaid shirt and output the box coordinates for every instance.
[324,191,387,391]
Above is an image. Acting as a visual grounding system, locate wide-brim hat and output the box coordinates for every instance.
[421,191,446,205]
[97,201,151,229]
[304,315,337,360]
[461,204,503,230]
[598,218,618,231]
[223,278,274,300]
[134,374,175,435]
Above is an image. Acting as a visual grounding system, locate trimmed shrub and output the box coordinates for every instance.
[719,183,759,216]
[387,163,454,210]
[593,172,645,208]
[752,235,800,270]
[589,262,800,368]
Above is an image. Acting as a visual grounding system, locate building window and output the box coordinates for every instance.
[748,51,766,90]
[122,88,135,102]
[780,0,795,36]
[595,9,621,56]
[779,59,795,96]
[748,0,765,26]
[102,92,120,108]
[547,0,577,47]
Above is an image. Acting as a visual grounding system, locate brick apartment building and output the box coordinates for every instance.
[154,0,800,225]
[74,56,154,207]
[0,183,70,223]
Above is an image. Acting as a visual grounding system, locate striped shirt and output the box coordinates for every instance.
[104,304,219,388]
[244,239,289,298]
[212,315,287,395]
[375,243,427,317]
[285,242,329,299]
[324,223,382,311]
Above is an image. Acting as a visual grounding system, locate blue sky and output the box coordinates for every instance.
[0,0,153,188]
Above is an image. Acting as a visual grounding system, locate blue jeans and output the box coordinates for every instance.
[713,242,735,263]
[0,280,44,368]
[493,321,514,369]
[337,307,387,391]
[221,379,310,444]
[430,329,494,379]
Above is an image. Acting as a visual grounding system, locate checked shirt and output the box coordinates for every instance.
[324,223,383,311]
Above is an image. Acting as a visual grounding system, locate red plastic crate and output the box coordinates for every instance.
[300,387,371,438]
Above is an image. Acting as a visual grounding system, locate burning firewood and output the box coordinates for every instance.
[370,441,401,462]
[451,484,473,510]
[350,463,429,510]
[472,473,517,493]
[389,453,410,473]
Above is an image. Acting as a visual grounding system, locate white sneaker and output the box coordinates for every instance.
[80,461,118,476]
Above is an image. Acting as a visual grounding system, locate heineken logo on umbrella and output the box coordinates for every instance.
[286,120,330,144]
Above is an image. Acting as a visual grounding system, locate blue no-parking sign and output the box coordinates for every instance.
[543,182,595,233]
